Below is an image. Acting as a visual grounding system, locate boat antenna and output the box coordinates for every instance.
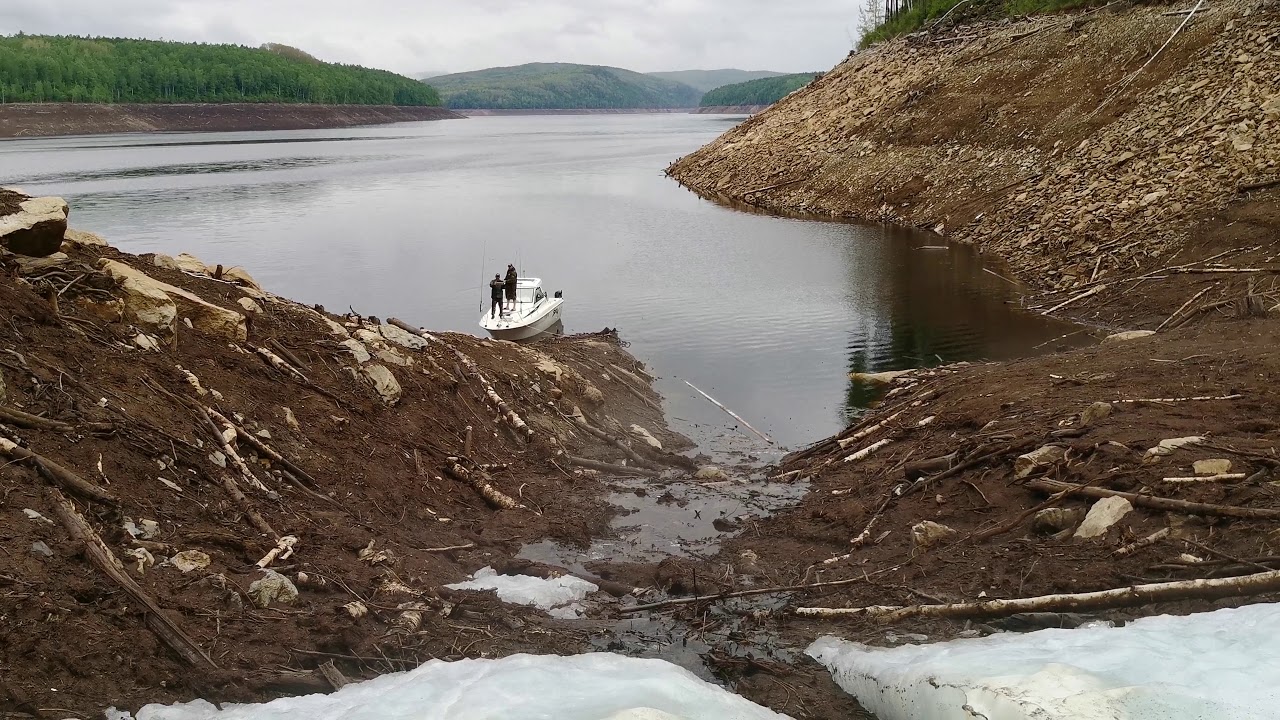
[478,239,487,314]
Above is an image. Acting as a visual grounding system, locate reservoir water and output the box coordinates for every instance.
[0,114,1080,454]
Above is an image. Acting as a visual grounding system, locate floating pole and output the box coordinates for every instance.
[683,380,774,445]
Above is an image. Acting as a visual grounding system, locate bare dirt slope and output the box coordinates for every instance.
[669,0,1279,326]
[0,192,700,715]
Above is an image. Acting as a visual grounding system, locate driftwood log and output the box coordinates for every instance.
[1027,479,1280,519]
[563,454,663,478]
[443,462,523,510]
[796,569,1280,623]
[0,438,118,505]
[48,488,216,667]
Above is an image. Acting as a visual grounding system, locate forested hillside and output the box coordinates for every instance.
[646,69,785,93]
[428,63,703,109]
[699,73,817,107]
[0,35,440,106]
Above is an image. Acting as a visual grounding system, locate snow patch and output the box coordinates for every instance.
[807,602,1280,720]
[445,566,597,617]
[116,653,789,720]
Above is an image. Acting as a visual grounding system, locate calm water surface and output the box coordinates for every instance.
[0,115,1079,454]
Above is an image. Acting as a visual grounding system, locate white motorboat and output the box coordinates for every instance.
[479,277,564,341]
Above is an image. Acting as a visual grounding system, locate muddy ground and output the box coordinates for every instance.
[0,104,462,139]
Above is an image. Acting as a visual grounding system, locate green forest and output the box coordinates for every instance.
[428,63,703,110]
[0,35,441,106]
[859,0,1108,47]
[646,69,785,93]
[699,73,818,107]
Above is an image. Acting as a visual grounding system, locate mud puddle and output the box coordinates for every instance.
[516,471,810,683]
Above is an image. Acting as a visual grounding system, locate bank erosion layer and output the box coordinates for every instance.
[0,103,463,139]
[0,188,713,715]
[670,0,1279,326]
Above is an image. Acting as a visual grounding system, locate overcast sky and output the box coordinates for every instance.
[2,1,863,76]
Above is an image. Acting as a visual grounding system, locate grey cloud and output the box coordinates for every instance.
[1,0,862,76]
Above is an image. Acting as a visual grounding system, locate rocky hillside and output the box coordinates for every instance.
[0,189,698,715]
[669,0,1279,325]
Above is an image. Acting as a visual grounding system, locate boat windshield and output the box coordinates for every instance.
[517,286,543,303]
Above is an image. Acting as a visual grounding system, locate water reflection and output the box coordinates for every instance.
[0,115,1086,451]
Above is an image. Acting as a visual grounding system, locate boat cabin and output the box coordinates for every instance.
[515,277,547,305]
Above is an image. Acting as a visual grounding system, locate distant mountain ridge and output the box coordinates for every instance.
[699,73,820,108]
[645,69,786,93]
[425,62,704,110]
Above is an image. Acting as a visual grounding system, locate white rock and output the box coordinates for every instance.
[340,338,372,363]
[1081,401,1113,426]
[1146,436,1204,458]
[0,195,68,256]
[1074,496,1133,538]
[1193,458,1232,476]
[248,569,299,607]
[629,424,663,449]
[1103,330,1156,343]
[237,296,262,314]
[99,259,246,341]
[170,550,211,573]
[62,227,108,248]
[362,364,402,405]
[174,252,210,275]
[221,266,263,293]
[23,508,54,525]
[152,253,179,271]
[1015,445,1065,479]
[695,466,729,481]
[283,407,300,431]
[378,323,430,350]
[911,521,957,551]
[133,333,162,352]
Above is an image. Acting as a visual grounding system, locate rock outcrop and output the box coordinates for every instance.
[98,259,248,341]
[1,189,69,257]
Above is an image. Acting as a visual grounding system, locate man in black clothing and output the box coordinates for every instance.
[489,273,505,318]
[504,264,518,311]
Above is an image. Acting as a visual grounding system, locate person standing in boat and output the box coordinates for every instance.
[504,264,518,311]
[489,273,505,318]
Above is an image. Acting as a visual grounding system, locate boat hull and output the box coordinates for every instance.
[480,298,564,341]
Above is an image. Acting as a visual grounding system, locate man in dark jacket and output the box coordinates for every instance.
[504,264,518,311]
[489,273,505,318]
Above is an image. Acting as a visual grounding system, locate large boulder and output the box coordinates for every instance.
[98,259,247,342]
[0,192,69,257]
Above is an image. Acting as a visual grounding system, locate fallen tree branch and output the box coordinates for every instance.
[842,438,892,464]
[443,462,524,509]
[1042,284,1106,315]
[203,407,271,494]
[1027,478,1280,519]
[1112,393,1242,404]
[215,473,278,539]
[620,574,871,614]
[48,487,216,667]
[563,454,663,478]
[1114,528,1170,557]
[0,405,72,431]
[1156,284,1217,332]
[563,411,662,470]
[252,345,309,383]
[1239,177,1280,193]
[268,338,308,371]
[684,379,774,445]
[0,437,118,506]
[795,567,1280,623]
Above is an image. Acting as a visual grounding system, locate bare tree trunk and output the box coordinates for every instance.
[796,569,1280,623]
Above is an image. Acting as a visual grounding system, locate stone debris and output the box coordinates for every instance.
[1074,496,1134,538]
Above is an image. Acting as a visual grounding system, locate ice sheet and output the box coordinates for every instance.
[807,602,1280,720]
[119,652,790,720]
[445,566,598,616]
